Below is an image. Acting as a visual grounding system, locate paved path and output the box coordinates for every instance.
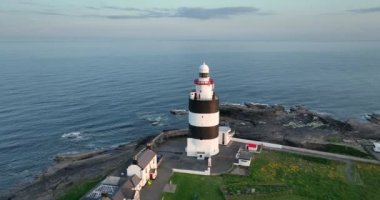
[344,160,354,183]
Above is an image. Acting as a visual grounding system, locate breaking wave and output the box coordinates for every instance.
[61,131,82,139]
[137,112,168,126]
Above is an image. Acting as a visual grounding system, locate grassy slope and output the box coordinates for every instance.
[324,144,372,158]
[163,150,380,200]
[243,151,357,199]
[55,177,102,200]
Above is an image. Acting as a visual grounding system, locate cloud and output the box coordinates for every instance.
[173,7,259,19]
[0,9,68,16]
[101,6,142,12]
[4,6,265,20]
[348,6,380,14]
[85,6,100,10]
[19,1,47,7]
[33,11,68,16]
[86,6,262,20]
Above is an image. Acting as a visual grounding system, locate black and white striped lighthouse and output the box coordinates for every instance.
[186,63,219,158]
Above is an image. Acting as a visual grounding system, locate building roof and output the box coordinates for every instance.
[128,175,141,188]
[136,149,156,169]
[112,177,140,200]
[113,187,136,200]
[237,150,254,160]
[112,191,125,200]
[374,143,380,148]
[124,188,137,199]
[101,176,121,186]
[82,184,119,200]
[246,143,257,148]
[219,126,231,133]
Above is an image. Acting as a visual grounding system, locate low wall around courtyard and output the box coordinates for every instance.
[231,137,283,149]
[148,129,188,149]
[172,168,210,176]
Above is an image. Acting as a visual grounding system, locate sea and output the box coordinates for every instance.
[0,40,380,193]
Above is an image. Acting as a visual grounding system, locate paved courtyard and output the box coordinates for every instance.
[140,137,242,200]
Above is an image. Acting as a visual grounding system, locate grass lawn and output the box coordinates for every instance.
[162,173,224,200]
[324,143,372,158]
[163,150,380,200]
[56,177,103,200]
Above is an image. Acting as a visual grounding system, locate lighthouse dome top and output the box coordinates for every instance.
[199,62,209,73]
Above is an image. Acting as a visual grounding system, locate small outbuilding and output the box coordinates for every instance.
[218,126,235,146]
[235,148,254,167]
[374,143,380,152]
[245,143,263,153]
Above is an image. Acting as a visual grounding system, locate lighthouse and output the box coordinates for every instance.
[186,63,219,159]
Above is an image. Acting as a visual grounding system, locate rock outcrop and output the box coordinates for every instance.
[366,113,380,125]
[2,144,137,200]
[220,103,380,148]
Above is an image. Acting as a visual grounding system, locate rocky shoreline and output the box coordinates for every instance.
[2,103,380,200]
[1,143,138,200]
[366,113,380,125]
[221,103,380,141]
[220,103,380,157]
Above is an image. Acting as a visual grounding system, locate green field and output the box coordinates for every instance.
[162,150,380,200]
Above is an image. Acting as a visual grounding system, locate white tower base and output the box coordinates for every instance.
[186,137,219,159]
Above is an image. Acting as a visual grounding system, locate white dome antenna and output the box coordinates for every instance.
[199,62,209,74]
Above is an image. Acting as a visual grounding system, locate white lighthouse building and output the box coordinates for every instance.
[186,63,219,159]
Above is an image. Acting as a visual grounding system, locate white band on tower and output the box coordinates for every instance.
[188,112,219,127]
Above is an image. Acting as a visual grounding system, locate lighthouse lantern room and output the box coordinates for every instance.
[186,63,219,159]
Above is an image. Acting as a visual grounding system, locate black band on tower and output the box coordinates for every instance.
[189,98,219,113]
[188,124,219,140]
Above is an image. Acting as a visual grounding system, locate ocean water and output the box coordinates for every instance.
[0,40,380,193]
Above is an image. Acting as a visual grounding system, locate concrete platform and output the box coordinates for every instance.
[163,184,176,193]
[211,141,241,174]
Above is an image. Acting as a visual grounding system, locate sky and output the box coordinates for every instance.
[0,0,380,41]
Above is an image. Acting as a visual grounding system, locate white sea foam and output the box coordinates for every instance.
[137,112,167,126]
[221,102,244,106]
[361,113,371,122]
[57,151,79,155]
[61,131,82,139]
[244,102,269,106]
[311,110,332,117]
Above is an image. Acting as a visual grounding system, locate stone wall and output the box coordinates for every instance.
[147,129,188,149]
